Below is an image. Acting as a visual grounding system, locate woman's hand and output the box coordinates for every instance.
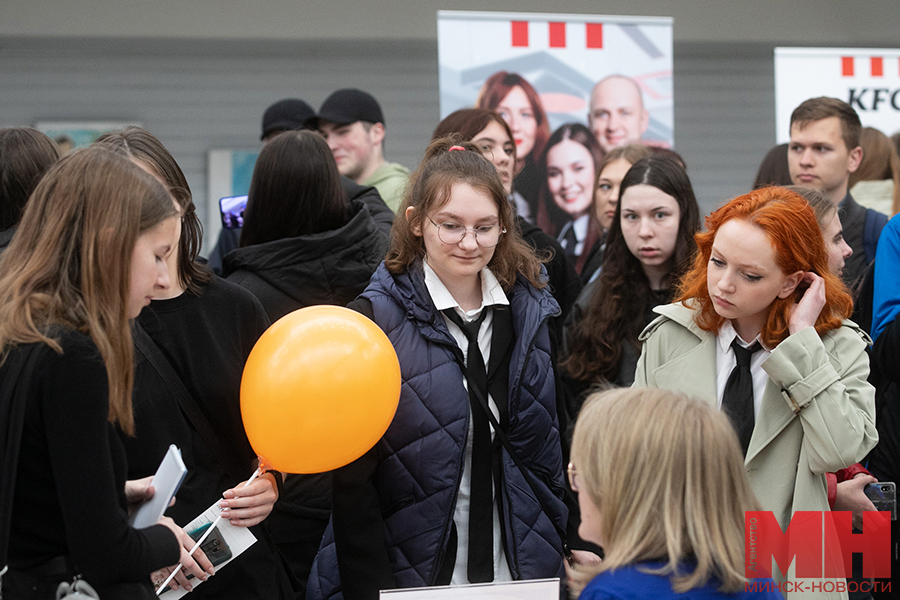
[565,549,602,592]
[834,473,878,530]
[788,272,827,335]
[219,472,279,528]
[125,476,154,518]
[154,517,215,592]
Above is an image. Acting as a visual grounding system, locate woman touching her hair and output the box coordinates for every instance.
[0,147,212,599]
[635,186,877,596]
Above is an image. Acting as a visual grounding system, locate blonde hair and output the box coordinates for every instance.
[570,388,760,594]
[0,147,178,435]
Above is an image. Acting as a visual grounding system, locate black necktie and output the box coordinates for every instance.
[722,339,761,456]
[561,224,578,260]
[442,307,493,583]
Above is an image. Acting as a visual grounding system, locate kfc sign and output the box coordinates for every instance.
[775,47,900,143]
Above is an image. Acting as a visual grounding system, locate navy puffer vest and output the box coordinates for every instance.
[307,262,567,600]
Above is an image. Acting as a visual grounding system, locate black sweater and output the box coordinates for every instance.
[5,328,179,587]
[122,276,291,599]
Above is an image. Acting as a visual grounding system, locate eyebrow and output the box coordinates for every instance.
[434,211,498,224]
[622,206,672,212]
[710,246,769,271]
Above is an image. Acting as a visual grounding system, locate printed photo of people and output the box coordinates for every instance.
[439,11,673,261]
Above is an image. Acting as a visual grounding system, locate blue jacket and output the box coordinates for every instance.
[307,262,568,600]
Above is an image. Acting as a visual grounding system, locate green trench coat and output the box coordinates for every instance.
[635,302,878,600]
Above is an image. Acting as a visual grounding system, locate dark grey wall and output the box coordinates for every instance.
[0,37,787,253]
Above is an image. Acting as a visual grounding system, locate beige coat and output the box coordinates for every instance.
[635,303,878,599]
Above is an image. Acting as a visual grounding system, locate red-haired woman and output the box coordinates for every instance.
[635,187,876,592]
[477,71,550,223]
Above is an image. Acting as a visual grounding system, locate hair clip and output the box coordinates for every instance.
[448,145,465,152]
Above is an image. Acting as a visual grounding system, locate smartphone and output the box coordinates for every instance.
[864,481,896,520]
[219,195,248,229]
[188,523,233,566]
[158,523,233,593]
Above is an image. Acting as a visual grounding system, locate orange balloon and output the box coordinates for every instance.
[241,305,400,474]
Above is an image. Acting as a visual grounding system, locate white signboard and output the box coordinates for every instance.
[775,47,900,143]
[380,578,559,600]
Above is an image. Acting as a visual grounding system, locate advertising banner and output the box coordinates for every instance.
[775,47,900,143]
[437,10,673,234]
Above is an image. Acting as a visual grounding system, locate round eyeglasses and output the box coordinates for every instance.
[427,217,506,248]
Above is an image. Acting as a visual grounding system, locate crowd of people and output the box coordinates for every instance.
[0,83,898,600]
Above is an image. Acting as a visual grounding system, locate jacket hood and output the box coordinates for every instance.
[222,199,388,305]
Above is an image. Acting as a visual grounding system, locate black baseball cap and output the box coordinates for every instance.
[261,98,316,140]
[307,89,384,129]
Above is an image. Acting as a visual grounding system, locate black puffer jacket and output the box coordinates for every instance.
[222,198,389,322]
[207,176,394,275]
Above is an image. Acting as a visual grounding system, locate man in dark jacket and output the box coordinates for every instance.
[788,97,887,286]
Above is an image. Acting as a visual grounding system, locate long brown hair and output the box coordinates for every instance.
[240,130,349,246]
[849,126,900,215]
[385,136,544,291]
[537,123,603,237]
[94,127,211,295]
[0,147,178,435]
[0,127,61,230]
[564,156,700,384]
[432,108,513,149]
[677,186,852,348]
[476,71,550,163]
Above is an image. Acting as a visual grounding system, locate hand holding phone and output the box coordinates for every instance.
[864,481,897,520]
[219,195,248,229]
[788,271,827,335]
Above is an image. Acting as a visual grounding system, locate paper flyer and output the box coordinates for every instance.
[157,500,257,599]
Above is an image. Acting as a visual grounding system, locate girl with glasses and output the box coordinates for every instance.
[308,137,572,600]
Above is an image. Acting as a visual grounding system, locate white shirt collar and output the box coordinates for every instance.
[717,319,772,353]
[423,259,509,321]
[572,214,590,240]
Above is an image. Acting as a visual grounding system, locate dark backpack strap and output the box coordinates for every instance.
[0,345,42,572]
[132,323,248,485]
[863,208,888,264]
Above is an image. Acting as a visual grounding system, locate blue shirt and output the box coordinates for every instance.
[580,562,783,600]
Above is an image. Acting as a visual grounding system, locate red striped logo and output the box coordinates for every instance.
[842,56,854,76]
[509,21,604,49]
[586,23,603,49]
[841,56,898,77]
[549,22,566,48]
[511,21,529,47]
